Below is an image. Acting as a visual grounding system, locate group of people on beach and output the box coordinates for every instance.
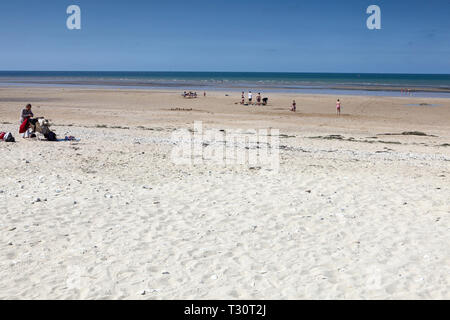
[182,91,207,98]
[182,91,198,98]
[240,91,268,106]
[401,88,414,96]
[17,104,59,140]
[237,91,341,115]
[1,103,62,142]
[1,103,39,141]
[180,89,342,115]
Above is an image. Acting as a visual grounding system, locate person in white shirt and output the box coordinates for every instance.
[248,91,253,104]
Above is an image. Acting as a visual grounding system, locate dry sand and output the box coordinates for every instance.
[0,87,449,299]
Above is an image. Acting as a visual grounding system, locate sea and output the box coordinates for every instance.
[1,71,450,98]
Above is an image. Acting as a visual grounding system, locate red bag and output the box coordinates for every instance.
[19,118,29,134]
[0,132,5,140]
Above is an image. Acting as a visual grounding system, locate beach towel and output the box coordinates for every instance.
[56,136,81,142]
[19,118,29,134]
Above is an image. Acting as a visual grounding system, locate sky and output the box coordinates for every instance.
[0,0,449,73]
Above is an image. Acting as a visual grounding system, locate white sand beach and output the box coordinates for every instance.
[1,87,449,299]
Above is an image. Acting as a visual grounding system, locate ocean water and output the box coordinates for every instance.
[1,71,450,97]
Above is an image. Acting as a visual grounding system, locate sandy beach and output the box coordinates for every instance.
[1,87,449,299]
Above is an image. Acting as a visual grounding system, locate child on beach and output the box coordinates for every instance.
[291,100,296,112]
[241,91,245,104]
[336,99,341,116]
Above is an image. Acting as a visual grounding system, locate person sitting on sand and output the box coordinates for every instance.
[21,104,34,123]
[336,99,341,116]
[262,97,268,105]
[291,100,296,112]
[20,104,34,138]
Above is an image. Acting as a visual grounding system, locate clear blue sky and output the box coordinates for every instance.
[0,0,449,73]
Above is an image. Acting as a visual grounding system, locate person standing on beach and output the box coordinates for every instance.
[248,91,253,105]
[256,93,261,105]
[291,100,296,112]
[336,99,341,116]
[241,91,245,104]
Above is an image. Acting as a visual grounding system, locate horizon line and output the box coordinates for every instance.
[1,70,450,76]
